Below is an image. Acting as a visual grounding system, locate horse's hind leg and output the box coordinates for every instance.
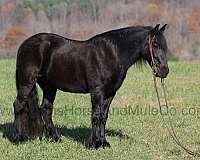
[39,81,59,142]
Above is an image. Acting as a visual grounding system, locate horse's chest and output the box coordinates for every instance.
[103,66,127,94]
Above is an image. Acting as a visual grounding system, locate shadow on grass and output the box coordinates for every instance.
[57,125,131,145]
[0,122,15,142]
[0,122,131,145]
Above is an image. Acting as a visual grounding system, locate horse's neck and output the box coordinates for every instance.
[116,35,143,70]
[95,29,147,69]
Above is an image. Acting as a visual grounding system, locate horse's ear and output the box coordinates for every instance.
[154,24,160,31]
[150,24,160,36]
[160,24,168,33]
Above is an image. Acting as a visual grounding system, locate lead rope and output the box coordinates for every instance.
[148,35,200,157]
[153,76,200,157]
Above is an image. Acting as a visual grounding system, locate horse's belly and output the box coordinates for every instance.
[51,80,88,93]
[55,84,89,93]
[46,70,89,93]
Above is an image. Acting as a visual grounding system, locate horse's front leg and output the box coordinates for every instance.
[40,87,60,142]
[101,94,116,148]
[87,88,115,149]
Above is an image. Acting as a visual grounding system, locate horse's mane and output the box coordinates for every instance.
[91,25,153,40]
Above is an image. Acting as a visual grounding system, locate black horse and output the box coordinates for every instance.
[13,24,169,149]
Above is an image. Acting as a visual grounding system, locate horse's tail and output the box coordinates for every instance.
[15,66,20,91]
[27,84,39,116]
[14,56,44,139]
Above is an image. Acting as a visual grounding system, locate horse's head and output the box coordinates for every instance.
[143,24,169,78]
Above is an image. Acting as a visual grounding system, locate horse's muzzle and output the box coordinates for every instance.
[155,65,169,78]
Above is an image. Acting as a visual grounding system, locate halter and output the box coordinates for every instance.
[148,34,156,69]
[148,34,200,157]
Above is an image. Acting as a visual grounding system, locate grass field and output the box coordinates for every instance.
[0,59,200,160]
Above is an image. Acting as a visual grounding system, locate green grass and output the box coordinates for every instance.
[0,59,200,160]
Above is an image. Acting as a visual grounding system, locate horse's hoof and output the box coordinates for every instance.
[52,134,61,142]
[102,140,111,148]
[46,131,60,142]
[48,135,60,142]
[39,136,43,141]
[86,140,100,149]
[86,137,95,149]
[86,138,111,149]
[12,134,28,144]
